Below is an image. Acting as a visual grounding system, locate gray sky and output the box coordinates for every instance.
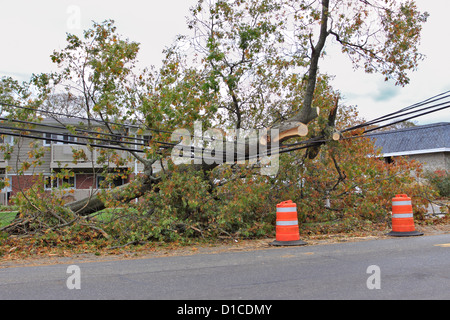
[322,0,450,125]
[1,0,449,125]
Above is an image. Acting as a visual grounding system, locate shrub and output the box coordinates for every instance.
[425,170,450,198]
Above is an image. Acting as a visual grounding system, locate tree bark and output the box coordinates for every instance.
[262,0,330,145]
[65,0,334,217]
[65,173,159,216]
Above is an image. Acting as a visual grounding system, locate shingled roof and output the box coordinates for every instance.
[370,122,450,156]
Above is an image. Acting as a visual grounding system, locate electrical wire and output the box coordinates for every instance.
[1,89,449,163]
[341,90,450,133]
[0,100,258,146]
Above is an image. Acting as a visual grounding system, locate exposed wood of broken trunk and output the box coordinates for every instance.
[65,0,334,217]
[65,101,335,217]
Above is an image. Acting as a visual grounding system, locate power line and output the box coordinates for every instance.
[1,89,449,163]
[0,129,154,154]
[0,106,236,152]
[9,117,149,142]
[0,101,213,141]
[0,124,247,161]
[364,104,450,134]
[0,101,145,130]
[0,100,257,145]
[0,123,146,148]
[342,90,450,133]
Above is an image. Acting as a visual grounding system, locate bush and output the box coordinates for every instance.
[100,166,278,245]
[3,125,438,250]
[425,170,450,198]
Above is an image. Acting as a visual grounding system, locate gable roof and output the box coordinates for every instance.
[369,122,450,157]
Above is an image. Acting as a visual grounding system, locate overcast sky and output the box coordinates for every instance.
[1,0,449,125]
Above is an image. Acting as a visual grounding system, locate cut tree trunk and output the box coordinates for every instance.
[65,109,325,217]
[65,173,159,216]
[65,0,333,217]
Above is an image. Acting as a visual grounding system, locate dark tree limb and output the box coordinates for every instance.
[64,0,337,217]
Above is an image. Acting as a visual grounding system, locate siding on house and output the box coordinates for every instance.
[0,158,7,169]
[370,122,450,172]
[0,118,155,205]
[8,135,52,175]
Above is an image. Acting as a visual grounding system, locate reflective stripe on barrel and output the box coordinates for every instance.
[277,207,298,212]
[392,201,412,206]
[392,213,413,218]
[276,220,299,226]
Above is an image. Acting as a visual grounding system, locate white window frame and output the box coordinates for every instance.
[0,174,12,193]
[43,133,77,146]
[44,174,76,190]
[96,174,126,189]
[44,175,58,190]
[61,175,76,189]
[0,135,14,145]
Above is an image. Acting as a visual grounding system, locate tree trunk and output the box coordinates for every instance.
[65,0,333,217]
[65,107,328,217]
[65,173,159,216]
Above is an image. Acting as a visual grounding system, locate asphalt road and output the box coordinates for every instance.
[0,234,449,300]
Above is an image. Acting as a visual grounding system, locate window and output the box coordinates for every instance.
[0,135,14,145]
[142,135,152,146]
[44,133,54,146]
[44,175,75,189]
[44,133,76,146]
[108,128,130,146]
[112,176,126,187]
[96,175,106,189]
[96,174,127,189]
[110,134,125,146]
[61,176,75,189]
[63,134,76,144]
[384,156,394,164]
[44,175,58,190]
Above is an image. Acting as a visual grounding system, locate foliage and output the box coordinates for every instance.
[425,170,450,198]
[91,166,277,245]
[0,123,439,252]
[0,1,437,256]
[181,0,428,130]
[6,174,77,234]
[55,113,435,247]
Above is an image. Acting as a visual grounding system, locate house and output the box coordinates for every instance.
[0,118,154,206]
[369,122,449,172]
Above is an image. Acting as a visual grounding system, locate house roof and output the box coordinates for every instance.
[38,117,141,133]
[370,122,450,157]
[41,117,102,127]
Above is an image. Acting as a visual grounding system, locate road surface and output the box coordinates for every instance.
[0,234,449,300]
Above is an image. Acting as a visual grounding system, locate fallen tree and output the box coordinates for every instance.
[2,0,429,225]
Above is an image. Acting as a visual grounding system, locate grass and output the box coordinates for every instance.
[88,207,140,223]
[0,211,18,228]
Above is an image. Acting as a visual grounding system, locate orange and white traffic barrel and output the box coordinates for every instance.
[270,200,307,246]
[387,194,423,237]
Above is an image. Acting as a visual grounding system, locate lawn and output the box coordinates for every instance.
[0,211,18,228]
